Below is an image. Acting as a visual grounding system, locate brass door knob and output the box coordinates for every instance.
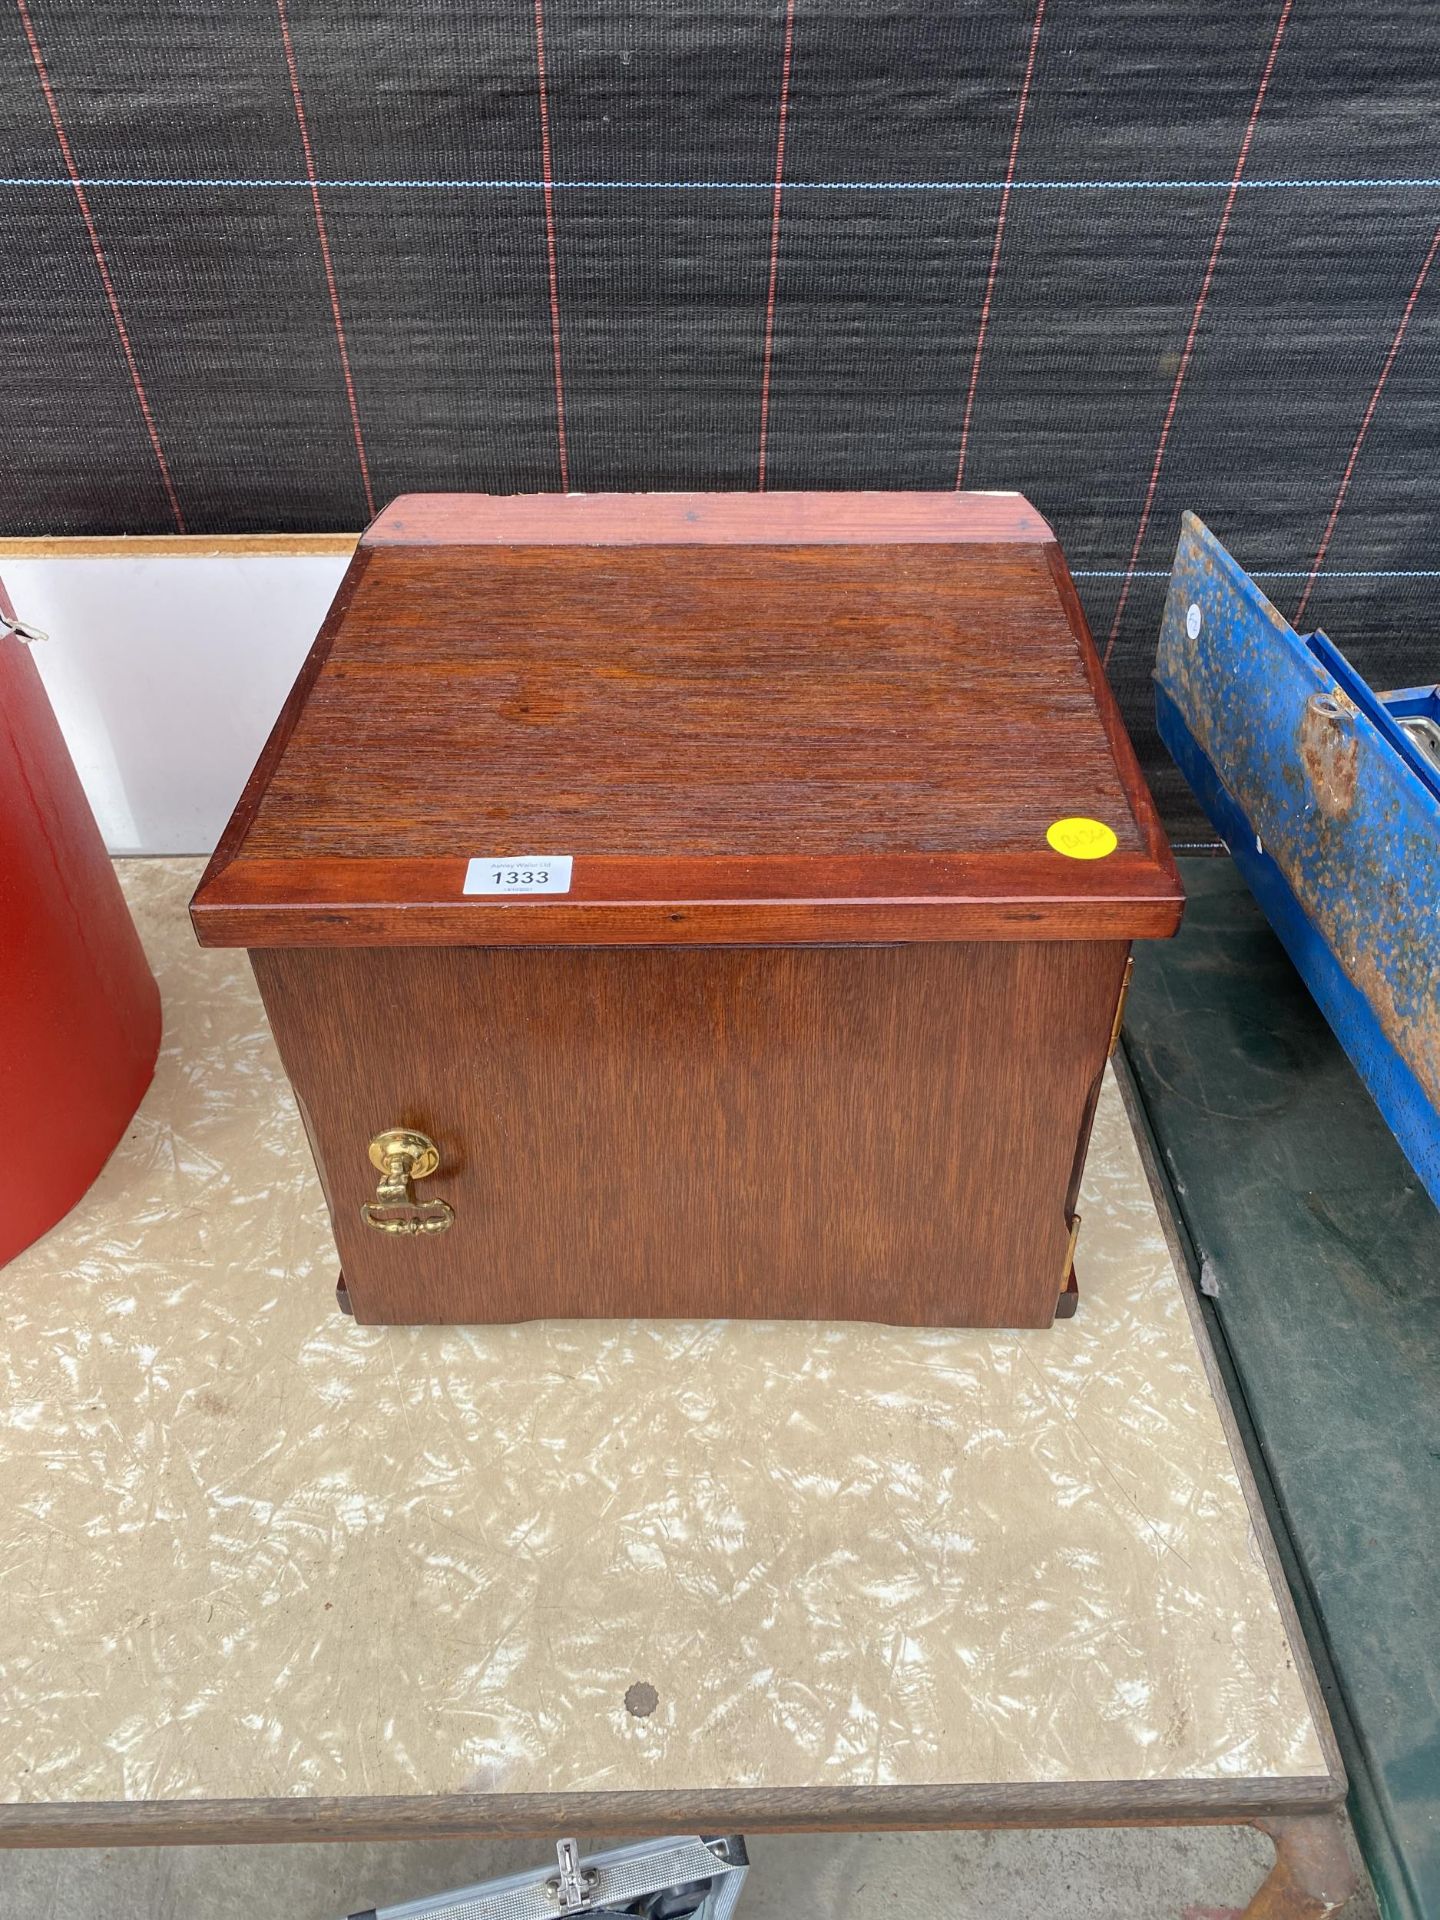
[362,1128,455,1236]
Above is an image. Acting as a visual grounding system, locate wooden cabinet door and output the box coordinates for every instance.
[254,940,1129,1328]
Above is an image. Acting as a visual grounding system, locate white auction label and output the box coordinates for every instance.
[464,855,574,895]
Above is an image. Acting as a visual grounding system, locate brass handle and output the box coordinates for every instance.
[362,1128,455,1236]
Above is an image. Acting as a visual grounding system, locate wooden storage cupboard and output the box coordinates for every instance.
[191,492,1182,1329]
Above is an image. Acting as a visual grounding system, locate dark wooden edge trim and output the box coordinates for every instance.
[362,490,1056,548]
[0,1772,1345,1850]
[191,853,1185,949]
[1045,541,1183,925]
[1110,1052,1348,1803]
[189,547,370,901]
[191,897,1184,948]
[198,851,1176,905]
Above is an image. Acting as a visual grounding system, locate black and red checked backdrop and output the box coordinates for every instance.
[3,0,1438,834]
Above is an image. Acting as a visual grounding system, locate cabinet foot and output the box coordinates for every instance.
[1055,1269,1080,1319]
[1241,1813,1355,1919]
[336,1274,354,1317]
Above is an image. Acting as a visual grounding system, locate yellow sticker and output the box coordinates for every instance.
[1046,816,1118,860]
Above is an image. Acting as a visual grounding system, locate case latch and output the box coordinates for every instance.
[546,1838,600,1910]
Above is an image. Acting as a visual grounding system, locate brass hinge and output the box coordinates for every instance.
[1062,1210,1082,1280]
[1107,956,1135,1058]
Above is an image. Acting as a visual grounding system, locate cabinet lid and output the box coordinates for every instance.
[191,492,1181,947]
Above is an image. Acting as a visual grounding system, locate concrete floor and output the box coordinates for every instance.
[0,1822,1379,1918]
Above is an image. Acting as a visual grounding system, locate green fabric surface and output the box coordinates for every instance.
[1123,857,1440,1920]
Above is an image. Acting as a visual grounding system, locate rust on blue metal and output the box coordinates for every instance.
[1154,511,1440,1209]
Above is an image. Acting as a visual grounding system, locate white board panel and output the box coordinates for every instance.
[2,554,349,854]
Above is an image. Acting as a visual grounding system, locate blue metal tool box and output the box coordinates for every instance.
[1155,513,1440,1211]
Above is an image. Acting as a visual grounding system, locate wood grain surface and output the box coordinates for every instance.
[191,493,1180,947]
[237,544,1142,862]
[363,489,1055,546]
[254,939,1131,1327]
[195,850,1182,946]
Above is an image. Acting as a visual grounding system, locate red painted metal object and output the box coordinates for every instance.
[0,575,161,1265]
